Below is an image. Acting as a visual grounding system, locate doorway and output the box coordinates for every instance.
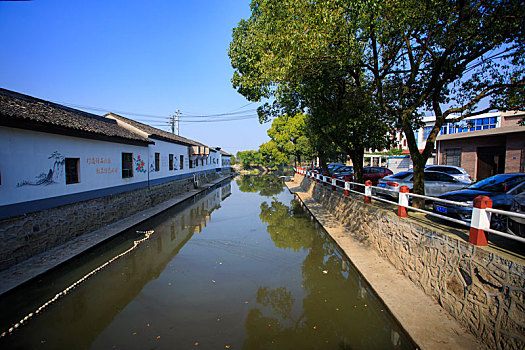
[477,147,506,180]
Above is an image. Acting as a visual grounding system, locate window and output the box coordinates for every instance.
[180,155,184,169]
[444,149,461,167]
[169,154,174,170]
[423,126,433,140]
[155,153,160,172]
[122,153,133,178]
[65,158,80,184]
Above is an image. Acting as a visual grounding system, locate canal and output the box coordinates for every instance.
[1,175,416,349]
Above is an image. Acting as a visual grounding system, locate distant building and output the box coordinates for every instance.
[436,111,525,181]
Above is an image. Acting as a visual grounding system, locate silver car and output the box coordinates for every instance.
[375,171,470,199]
[425,165,472,184]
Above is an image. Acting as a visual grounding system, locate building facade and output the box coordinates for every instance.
[0,89,231,220]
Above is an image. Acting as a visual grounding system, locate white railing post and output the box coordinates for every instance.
[398,186,409,217]
[331,175,336,191]
[364,180,372,204]
[469,195,492,246]
[344,179,350,196]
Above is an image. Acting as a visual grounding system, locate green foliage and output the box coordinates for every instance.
[230,0,524,203]
[264,112,315,165]
[229,0,395,182]
[236,175,284,197]
[237,150,263,169]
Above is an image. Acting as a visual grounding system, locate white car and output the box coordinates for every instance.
[375,171,470,199]
[425,165,472,184]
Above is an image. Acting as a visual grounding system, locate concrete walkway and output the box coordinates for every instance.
[286,180,484,350]
[0,175,232,296]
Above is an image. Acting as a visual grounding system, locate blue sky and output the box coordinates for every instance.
[0,0,268,155]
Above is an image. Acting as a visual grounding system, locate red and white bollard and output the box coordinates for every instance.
[397,186,409,217]
[344,175,351,196]
[364,180,372,204]
[469,195,492,246]
[331,175,336,191]
[316,172,321,183]
[322,173,327,186]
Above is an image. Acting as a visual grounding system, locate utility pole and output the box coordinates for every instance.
[170,110,180,135]
[175,109,180,136]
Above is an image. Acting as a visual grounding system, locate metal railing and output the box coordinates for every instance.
[294,167,525,245]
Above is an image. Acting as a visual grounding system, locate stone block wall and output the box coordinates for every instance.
[0,171,220,271]
[297,174,525,350]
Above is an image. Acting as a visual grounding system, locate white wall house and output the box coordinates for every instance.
[0,89,230,220]
[0,127,150,207]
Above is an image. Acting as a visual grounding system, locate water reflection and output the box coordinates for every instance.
[243,195,414,349]
[0,178,415,349]
[0,183,231,349]
[236,175,284,197]
[259,199,314,251]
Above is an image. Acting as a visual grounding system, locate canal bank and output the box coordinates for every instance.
[285,176,483,350]
[1,174,419,349]
[0,174,234,296]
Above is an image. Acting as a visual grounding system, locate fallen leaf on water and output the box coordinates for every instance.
[157,336,161,339]
[313,326,317,330]
[40,340,47,344]
[335,308,340,311]
[212,280,216,283]
[225,345,231,349]
[194,342,199,346]
[146,323,150,327]
[132,332,137,335]
[243,301,249,304]
[322,270,328,274]
[168,283,172,286]
[268,324,272,327]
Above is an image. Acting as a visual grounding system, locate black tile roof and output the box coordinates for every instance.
[106,113,210,148]
[0,88,151,146]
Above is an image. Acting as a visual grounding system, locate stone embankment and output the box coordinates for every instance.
[0,171,224,271]
[291,173,524,350]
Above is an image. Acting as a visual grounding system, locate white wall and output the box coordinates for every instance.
[0,127,149,206]
[147,140,221,182]
[221,155,231,167]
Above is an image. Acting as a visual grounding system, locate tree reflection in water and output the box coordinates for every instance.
[244,195,412,350]
[236,175,284,197]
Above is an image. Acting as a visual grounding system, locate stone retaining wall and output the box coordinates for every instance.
[296,174,525,350]
[0,171,221,271]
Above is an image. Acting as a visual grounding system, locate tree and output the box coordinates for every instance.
[265,112,314,165]
[229,0,394,182]
[356,0,525,206]
[259,140,289,169]
[237,150,263,169]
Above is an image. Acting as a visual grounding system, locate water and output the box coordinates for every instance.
[0,175,416,349]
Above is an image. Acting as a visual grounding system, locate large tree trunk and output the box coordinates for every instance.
[347,147,364,185]
[318,153,329,175]
[411,155,426,208]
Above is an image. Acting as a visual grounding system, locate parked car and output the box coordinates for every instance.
[328,163,345,171]
[433,173,525,231]
[332,165,354,177]
[362,166,394,185]
[425,165,472,184]
[335,166,394,185]
[375,171,470,199]
[507,192,525,237]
